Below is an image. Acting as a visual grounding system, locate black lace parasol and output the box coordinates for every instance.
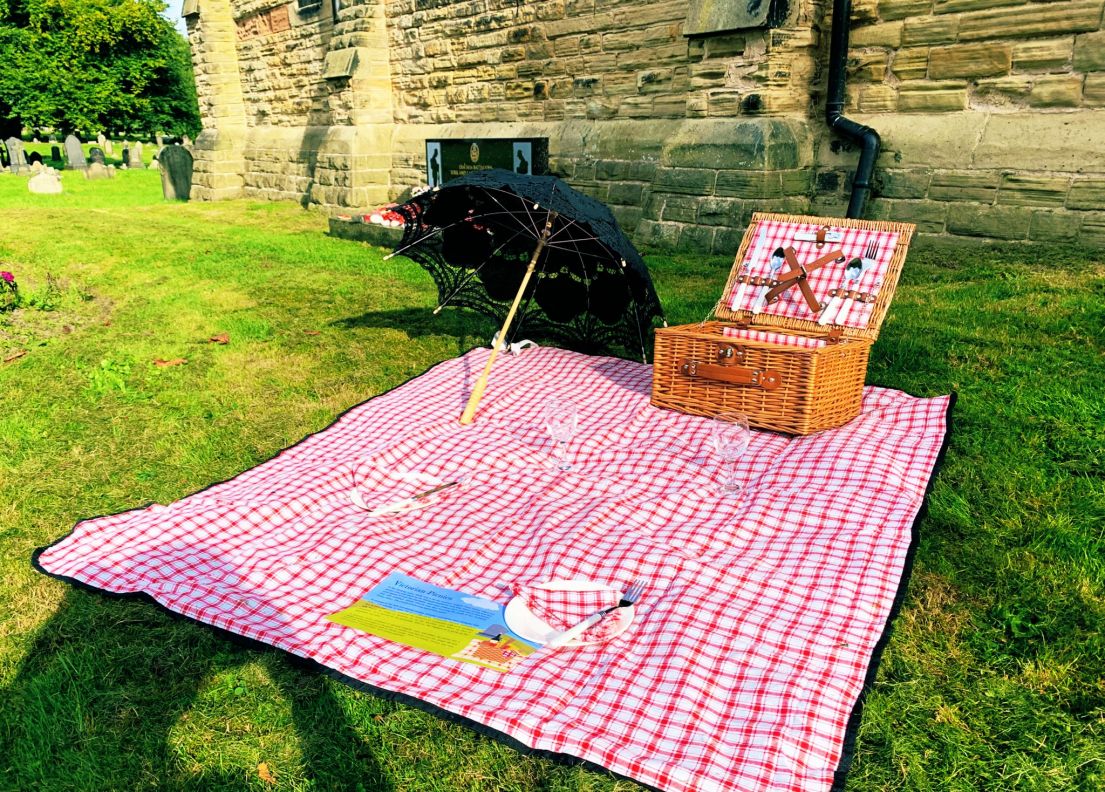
[391,169,666,362]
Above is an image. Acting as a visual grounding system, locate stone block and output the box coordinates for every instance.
[929,171,1000,202]
[780,170,812,195]
[1028,74,1083,107]
[929,43,1012,79]
[892,48,930,80]
[1074,31,1105,71]
[1012,38,1074,71]
[1068,178,1105,210]
[870,199,948,232]
[607,181,646,205]
[879,0,933,21]
[653,167,716,195]
[611,205,643,232]
[634,219,683,251]
[848,52,889,82]
[1029,211,1082,242]
[998,174,1070,206]
[946,204,1032,239]
[715,170,783,198]
[696,196,743,226]
[958,1,1104,42]
[1086,74,1105,106]
[975,76,1033,97]
[897,82,967,112]
[661,195,699,222]
[903,16,959,46]
[712,227,746,255]
[857,84,899,112]
[680,224,716,253]
[1080,213,1105,245]
[877,168,932,199]
[933,0,1020,13]
[707,91,742,116]
[851,22,903,48]
[662,119,812,171]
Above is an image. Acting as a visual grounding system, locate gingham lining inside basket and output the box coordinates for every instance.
[719,326,832,349]
[35,347,951,792]
[725,220,900,329]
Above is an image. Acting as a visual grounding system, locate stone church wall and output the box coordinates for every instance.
[186,0,1105,248]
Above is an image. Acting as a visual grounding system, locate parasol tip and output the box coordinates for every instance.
[433,306,443,315]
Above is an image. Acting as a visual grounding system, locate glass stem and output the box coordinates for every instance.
[726,459,739,493]
[558,439,569,470]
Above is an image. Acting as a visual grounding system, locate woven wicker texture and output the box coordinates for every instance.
[652,214,914,435]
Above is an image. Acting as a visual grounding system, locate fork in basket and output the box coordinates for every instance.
[545,579,645,649]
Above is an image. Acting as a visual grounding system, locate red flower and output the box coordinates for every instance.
[0,271,13,283]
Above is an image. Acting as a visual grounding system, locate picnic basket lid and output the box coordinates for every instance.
[714,213,915,341]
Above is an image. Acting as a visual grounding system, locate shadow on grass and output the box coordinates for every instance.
[1,589,393,791]
[331,306,495,359]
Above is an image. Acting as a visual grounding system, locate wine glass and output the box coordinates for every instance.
[543,398,578,471]
[709,412,751,498]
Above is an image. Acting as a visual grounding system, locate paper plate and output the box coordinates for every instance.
[504,579,634,648]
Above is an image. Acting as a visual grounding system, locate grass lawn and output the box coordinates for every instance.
[0,170,1102,791]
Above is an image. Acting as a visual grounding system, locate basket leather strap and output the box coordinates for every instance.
[763,247,844,313]
[679,359,782,391]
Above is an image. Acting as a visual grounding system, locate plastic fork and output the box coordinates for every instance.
[545,579,645,649]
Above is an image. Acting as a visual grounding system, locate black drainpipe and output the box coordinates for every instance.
[825,0,880,219]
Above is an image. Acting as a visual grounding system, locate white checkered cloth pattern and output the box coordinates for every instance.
[726,220,900,328]
[37,347,950,792]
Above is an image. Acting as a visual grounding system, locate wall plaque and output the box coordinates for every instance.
[425,138,548,187]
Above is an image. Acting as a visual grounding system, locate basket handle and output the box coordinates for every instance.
[678,358,782,390]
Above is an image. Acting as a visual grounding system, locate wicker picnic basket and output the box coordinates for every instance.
[652,213,915,435]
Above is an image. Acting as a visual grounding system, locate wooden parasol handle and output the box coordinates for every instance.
[459,211,557,425]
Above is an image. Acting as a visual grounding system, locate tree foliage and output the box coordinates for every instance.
[0,0,200,138]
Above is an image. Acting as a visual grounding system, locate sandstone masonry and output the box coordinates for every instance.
[187,0,1105,248]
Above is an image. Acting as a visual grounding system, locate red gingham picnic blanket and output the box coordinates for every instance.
[35,347,952,792]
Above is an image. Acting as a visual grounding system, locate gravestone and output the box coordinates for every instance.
[89,147,106,165]
[158,145,193,200]
[0,142,8,169]
[128,142,143,168]
[84,162,114,180]
[64,134,86,169]
[104,138,114,156]
[156,133,164,146]
[51,145,61,161]
[148,157,160,172]
[29,168,63,194]
[5,138,24,174]
[27,151,43,166]
[182,135,192,147]
[120,147,129,169]
[97,132,107,148]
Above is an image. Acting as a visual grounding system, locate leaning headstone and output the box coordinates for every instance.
[84,162,114,180]
[51,145,62,161]
[159,144,193,200]
[89,147,106,165]
[128,142,143,169]
[29,168,63,194]
[64,134,86,169]
[104,139,114,156]
[5,138,24,174]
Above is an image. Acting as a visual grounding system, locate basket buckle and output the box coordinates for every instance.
[716,344,746,364]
